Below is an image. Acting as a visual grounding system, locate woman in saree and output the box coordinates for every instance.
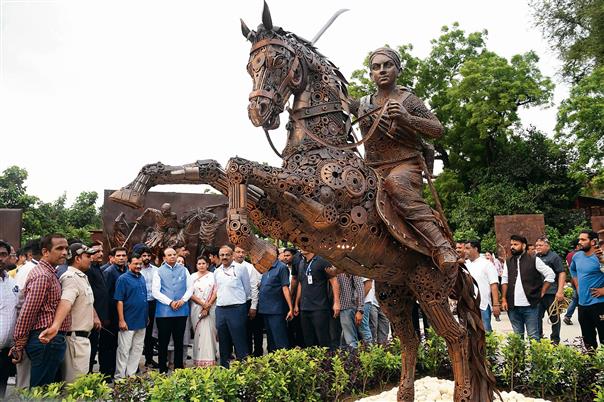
[189,255,218,366]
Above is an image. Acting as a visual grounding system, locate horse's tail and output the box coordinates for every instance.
[453,264,499,401]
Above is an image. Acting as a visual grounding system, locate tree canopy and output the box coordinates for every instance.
[530,0,604,83]
[0,166,102,245]
[349,23,587,252]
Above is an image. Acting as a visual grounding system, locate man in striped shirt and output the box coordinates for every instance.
[10,234,70,387]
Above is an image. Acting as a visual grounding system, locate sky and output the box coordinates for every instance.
[0,0,567,206]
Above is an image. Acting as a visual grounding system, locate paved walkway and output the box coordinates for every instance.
[490,307,582,343]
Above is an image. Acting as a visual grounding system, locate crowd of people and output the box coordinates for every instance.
[0,234,394,396]
[0,229,602,397]
[458,230,604,350]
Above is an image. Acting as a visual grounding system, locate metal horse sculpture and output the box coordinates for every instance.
[110,5,496,401]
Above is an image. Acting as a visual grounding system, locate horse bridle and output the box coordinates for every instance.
[251,37,389,158]
[248,38,301,106]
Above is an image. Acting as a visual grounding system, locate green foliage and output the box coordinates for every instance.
[554,343,587,401]
[545,223,591,256]
[15,382,64,400]
[449,129,584,238]
[530,0,604,82]
[500,333,526,391]
[13,337,604,402]
[113,373,157,401]
[349,24,587,245]
[527,339,559,398]
[556,66,604,190]
[330,353,349,401]
[417,327,449,377]
[64,372,112,401]
[0,166,102,245]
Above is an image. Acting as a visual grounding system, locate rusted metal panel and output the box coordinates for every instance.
[0,209,22,249]
[592,216,604,241]
[102,190,228,267]
[494,214,545,259]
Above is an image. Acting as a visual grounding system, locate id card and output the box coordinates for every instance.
[307,275,313,285]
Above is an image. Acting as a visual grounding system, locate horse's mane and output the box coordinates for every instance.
[253,26,349,99]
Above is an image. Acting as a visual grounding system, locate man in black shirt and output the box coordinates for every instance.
[535,236,566,344]
[85,242,108,372]
[293,250,340,348]
[282,248,304,347]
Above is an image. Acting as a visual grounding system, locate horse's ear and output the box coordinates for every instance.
[262,1,273,31]
[240,18,251,40]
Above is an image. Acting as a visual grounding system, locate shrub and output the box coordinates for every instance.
[113,373,155,402]
[330,353,349,401]
[527,339,558,398]
[12,335,604,402]
[554,343,587,401]
[500,333,526,391]
[417,327,449,377]
[15,382,64,400]
[65,373,111,401]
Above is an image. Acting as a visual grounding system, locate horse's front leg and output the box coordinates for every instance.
[110,160,228,208]
[225,157,280,272]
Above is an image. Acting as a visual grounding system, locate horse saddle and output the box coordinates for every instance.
[375,181,432,257]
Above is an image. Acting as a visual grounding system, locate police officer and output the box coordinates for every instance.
[39,243,101,382]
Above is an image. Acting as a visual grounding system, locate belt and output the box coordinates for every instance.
[65,331,90,338]
[31,329,67,335]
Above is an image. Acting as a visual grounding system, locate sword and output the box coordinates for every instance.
[121,222,139,247]
[311,9,349,45]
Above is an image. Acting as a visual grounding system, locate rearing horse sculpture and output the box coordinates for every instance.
[110,4,496,401]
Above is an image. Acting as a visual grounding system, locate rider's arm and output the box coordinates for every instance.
[397,95,443,139]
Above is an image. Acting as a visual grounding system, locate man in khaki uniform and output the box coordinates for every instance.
[39,243,101,382]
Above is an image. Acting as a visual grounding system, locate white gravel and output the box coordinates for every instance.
[355,376,550,402]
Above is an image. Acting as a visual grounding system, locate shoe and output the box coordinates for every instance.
[145,360,159,368]
[563,316,573,325]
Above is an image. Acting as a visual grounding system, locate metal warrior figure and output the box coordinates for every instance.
[110,4,496,401]
[180,204,228,246]
[351,47,458,272]
[136,202,185,253]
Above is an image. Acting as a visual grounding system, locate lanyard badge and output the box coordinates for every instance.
[306,258,314,285]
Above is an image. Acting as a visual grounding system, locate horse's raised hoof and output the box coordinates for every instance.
[109,188,146,209]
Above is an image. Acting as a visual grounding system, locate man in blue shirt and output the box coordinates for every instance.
[258,257,293,352]
[214,245,251,367]
[114,254,148,378]
[569,230,604,350]
[99,246,128,379]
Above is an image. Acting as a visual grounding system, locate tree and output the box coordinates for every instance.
[555,66,604,195]
[0,166,102,244]
[348,25,585,244]
[0,166,38,210]
[530,0,604,82]
[349,24,554,177]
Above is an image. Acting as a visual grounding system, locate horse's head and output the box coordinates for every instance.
[241,3,304,130]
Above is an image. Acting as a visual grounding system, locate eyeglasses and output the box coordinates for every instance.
[0,252,8,257]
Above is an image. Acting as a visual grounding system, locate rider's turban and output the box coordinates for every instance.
[369,47,402,72]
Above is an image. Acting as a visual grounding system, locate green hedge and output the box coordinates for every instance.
[11,331,604,402]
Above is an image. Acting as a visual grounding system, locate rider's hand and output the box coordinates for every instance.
[386,100,411,124]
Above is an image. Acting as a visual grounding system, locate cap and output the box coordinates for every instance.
[68,243,95,259]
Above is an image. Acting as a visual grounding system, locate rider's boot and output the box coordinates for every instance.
[412,220,458,272]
